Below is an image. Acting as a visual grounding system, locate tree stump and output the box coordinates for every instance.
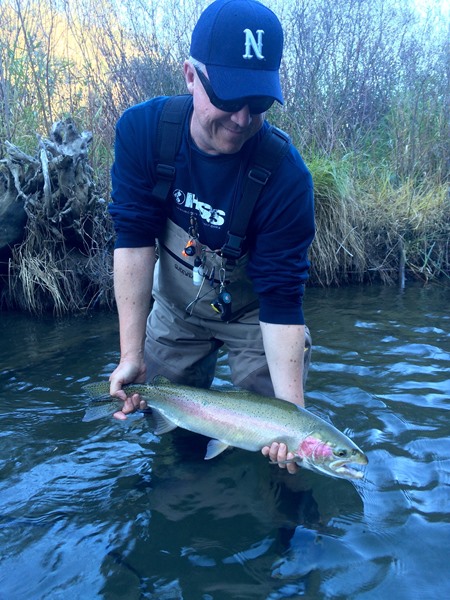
[0,118,114,313]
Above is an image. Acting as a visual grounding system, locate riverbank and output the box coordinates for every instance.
[306,155,449,287]
[1,0,448,313]
[0,124,448,315]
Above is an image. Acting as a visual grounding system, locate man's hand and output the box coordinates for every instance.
[261,442,299,475]
[109,358,147,420]
[113,393,148,420]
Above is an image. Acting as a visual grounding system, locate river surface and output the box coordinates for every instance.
[0,282,449,600]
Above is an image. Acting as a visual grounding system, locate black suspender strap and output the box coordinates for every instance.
[221,126,291,260]
[152,95,193,203]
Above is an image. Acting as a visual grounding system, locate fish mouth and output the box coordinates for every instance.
[329,459,366,480]
[295,456,368,480]
[274,455,368,480]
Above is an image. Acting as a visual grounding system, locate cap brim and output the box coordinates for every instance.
[207,65,284,104]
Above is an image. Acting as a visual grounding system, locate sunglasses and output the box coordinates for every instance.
[194,67,274,115]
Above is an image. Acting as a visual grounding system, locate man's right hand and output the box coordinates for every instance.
[109,358,147,420]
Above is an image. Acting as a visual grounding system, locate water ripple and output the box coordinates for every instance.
[1,283,449,599]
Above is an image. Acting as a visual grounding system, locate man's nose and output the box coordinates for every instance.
[230,105,252,127]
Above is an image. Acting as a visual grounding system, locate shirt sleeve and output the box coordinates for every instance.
[109,99,168,248]
[246,148,315,325]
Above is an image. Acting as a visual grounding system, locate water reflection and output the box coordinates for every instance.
[0,282,449,599]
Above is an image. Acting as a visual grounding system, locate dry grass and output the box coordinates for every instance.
[308,155,366,285]
[307,156,449,286]
[6,201,114,315]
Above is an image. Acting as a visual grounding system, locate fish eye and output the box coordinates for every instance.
[334,448,348,458]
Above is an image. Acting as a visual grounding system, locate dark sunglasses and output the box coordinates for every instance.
[194,66,274,115]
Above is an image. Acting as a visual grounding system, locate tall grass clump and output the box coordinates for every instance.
[276,0,449,285]
[360,171,449,284]
[304,154,449,286]
[8,209,114,315]
[306,154,366,286]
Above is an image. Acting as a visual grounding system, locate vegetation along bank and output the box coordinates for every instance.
[0,0,448,313]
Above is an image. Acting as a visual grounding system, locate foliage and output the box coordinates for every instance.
[0,0,448,312]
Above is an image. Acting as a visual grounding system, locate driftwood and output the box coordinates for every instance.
[0,118,114,313]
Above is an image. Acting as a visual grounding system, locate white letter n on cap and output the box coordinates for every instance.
[243,29,264,60]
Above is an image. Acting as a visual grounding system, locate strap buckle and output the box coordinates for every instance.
[221,233,245,260]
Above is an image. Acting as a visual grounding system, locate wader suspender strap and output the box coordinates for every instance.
[152,95,193,203]
[221,126,290,260]
[153,95,291,259]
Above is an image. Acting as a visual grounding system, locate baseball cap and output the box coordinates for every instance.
[190,0,284,103]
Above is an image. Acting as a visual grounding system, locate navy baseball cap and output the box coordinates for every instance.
[190,0,284,103]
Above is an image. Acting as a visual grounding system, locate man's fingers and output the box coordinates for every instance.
[269,442,284,463]
[261,442,284,463]
[112,389,127,402]
[285,451,298,474]
[261,442,299,474]
[113,410,127,421]
[112,394,146,420]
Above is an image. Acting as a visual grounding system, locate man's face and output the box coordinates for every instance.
[184,61,265,155]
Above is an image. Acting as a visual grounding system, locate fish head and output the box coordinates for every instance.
[294,434,368,480]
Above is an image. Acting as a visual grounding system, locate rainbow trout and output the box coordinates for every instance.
[83,377,368,480]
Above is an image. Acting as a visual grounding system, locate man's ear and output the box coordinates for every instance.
[184,61,195,94]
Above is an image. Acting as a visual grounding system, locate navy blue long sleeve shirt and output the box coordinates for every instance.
[110,96,315,325]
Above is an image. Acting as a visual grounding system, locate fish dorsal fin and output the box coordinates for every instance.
[204,439,230,460]
[152,375,172,386]
[152,408,178,435]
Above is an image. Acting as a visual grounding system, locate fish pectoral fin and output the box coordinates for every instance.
[152,409,178,435]
[204,439,230,460]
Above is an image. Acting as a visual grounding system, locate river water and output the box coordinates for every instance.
[0,282,449,600]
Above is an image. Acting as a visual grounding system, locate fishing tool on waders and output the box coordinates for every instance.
[211,262,232,321]
[185,248,209,315]
[185,269,207,315]
[183,239,196,257]
[181,215,205,287]
[192,256,204,286]
[182,214,198,258]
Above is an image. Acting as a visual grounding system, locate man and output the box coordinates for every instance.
[108,0,315,473]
